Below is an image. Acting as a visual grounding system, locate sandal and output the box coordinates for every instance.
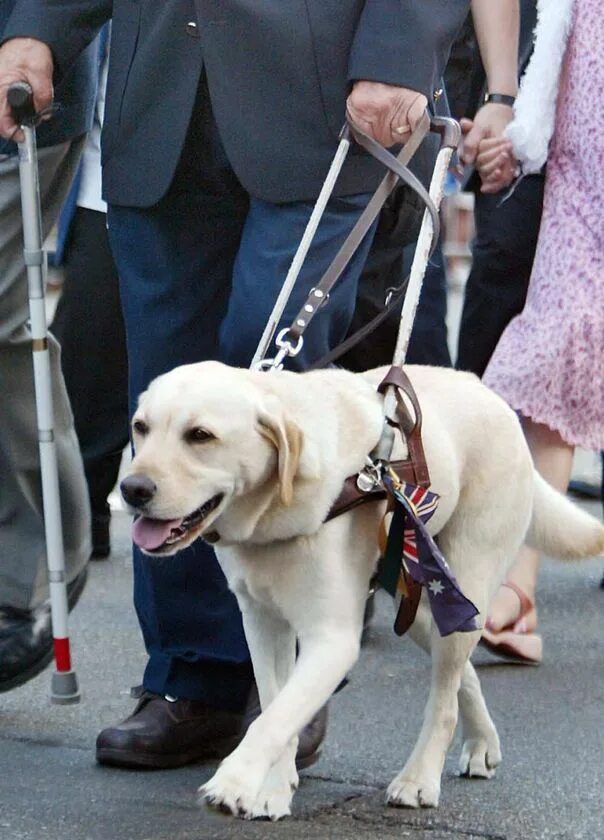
[480,581,543,665]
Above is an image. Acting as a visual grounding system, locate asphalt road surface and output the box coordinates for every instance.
[1,500,602,840]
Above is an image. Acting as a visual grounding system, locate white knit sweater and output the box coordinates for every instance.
[505,0,575,173]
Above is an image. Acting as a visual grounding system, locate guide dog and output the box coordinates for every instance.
[121,361,604,820]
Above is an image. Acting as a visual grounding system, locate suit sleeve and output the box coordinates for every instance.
[349,0,470,98]
[2,0,112,79]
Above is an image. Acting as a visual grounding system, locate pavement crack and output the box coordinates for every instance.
[300,794,508,840]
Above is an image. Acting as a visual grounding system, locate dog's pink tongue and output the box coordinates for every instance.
[132,516,183,550]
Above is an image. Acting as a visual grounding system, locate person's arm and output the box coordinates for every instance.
[473,0,519,101]
[461,0,520,191]
[0,0,111,140]
[346,0,470,147]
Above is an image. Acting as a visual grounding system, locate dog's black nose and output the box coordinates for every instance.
[120,474,157,507]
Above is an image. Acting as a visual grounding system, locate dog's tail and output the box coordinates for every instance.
[526,471,604,560]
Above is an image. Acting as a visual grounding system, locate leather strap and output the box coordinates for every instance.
[377,366,430,487]
[324,457,421,523]
[282,114,437,348]
[394,570,422,636]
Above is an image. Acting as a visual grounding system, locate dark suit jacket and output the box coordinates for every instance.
[0,1,99,154]
[4,1,469,206]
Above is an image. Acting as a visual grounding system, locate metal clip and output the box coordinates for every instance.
[275,328,304,357]
[356,457,382,493]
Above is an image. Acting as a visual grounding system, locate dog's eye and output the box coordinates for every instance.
[185,427,215,444]
[132,419,148,436]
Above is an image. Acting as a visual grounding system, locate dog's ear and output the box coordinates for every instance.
[257,400,303,506]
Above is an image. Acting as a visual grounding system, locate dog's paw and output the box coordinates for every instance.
[386,772,440,809]
[459,736,502,779]
[199,760,263,819]
[249,774,295,821]
[200,756,296,821]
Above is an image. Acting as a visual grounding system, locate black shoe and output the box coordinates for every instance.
[0,567,88,693]
[96,685,328,771]
[91,512,111,559]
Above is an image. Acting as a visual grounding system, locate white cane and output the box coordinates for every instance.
[8,82,80,704]
[375,118,460,460]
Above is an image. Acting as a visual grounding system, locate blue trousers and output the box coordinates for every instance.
[108,102,376,710]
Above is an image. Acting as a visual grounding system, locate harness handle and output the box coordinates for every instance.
[252,111,434,369]
[7,81,36,126]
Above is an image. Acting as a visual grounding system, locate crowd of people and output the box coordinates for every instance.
[0,0,601,773]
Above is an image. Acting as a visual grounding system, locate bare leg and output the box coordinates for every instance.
[487,419,574,631]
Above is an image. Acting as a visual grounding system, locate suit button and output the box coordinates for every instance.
[186,21,199,37]
[433,88,444,102]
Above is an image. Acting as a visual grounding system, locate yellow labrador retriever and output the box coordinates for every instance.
[121,361,604,820]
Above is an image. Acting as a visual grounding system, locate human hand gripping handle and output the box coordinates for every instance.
[346,80,428,147]
[0,37,54,142]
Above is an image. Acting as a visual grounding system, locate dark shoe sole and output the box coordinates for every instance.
[295,748,321,771]
[96,735,240,770]
[0,568,88,693]
[97,741,321,772]
[0,644,55,693]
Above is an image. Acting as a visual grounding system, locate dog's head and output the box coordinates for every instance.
[121,361,320,555]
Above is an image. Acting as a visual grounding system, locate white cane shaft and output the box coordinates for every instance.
[383,147,453,422]
[251,137,351,368]
[394,148,452,365]
[18,129,70,649]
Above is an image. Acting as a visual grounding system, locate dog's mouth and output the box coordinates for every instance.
[132,494,224,554]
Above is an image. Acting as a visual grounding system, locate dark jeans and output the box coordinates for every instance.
[341,238,451,371]
[52,207,129,520]
[107,92,377,710]
[456,173,545,376]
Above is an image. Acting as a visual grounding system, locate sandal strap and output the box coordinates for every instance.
[501,581,535,620]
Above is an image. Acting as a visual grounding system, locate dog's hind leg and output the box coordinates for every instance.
[387,622,481,808]
[407,606,501,781]
[388,546,494,810]
[457,659,501,778]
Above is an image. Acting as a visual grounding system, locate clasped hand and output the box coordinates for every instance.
[460,102,518,194]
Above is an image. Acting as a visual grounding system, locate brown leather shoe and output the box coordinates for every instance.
[96,687,328,771]
[241,685,328,770]
[96,691,242,769]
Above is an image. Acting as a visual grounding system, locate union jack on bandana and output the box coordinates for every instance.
[401,481,440,567]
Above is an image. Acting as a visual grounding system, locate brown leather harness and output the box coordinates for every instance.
[325,366,431,634]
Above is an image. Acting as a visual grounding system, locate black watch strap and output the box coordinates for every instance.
[484,93,516,107]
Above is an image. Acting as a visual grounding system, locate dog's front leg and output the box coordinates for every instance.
[201,596,298,820]
[203,619,360,820]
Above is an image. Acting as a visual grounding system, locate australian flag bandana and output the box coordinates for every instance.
[379,475,479,637]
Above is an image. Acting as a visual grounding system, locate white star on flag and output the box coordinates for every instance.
[428,578,444,596]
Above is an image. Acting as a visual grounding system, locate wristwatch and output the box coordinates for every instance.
[484,93,516,107]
